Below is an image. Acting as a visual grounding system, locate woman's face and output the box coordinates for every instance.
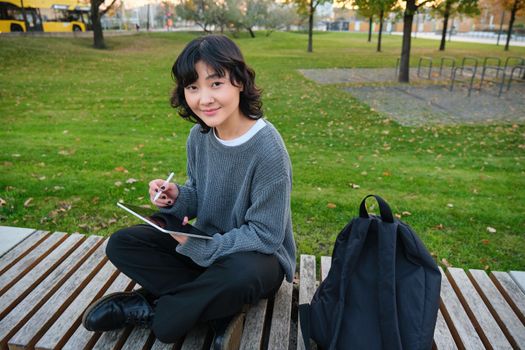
[184,61,245,135]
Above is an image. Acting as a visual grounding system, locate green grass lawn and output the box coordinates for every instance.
[1,31,524,271]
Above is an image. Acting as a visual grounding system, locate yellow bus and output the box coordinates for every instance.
[0,0,90,33]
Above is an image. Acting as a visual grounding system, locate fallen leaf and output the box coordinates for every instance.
[487,226,497,233]
[92,197,100,204]
[447,203,454,208]
[441,258,452,268]
[0,198,6,207]
[481,239,490,245]
[383,171,391,177]
[24,197,33,207]
[114,181,123,187]
[327,203,337,209]
[126,178,139,184]
[402,211,412,216]
[114,166,128,173]
[350,183,360,189]
[433,224,445,230]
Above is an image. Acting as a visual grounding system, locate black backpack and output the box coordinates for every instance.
[299,195,441,350]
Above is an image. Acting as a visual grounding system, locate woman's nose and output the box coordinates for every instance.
[200,90,214,104]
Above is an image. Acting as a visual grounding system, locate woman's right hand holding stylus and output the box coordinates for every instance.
[149,179,179,207]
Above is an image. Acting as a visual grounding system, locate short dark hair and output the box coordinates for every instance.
[170,35,263,133]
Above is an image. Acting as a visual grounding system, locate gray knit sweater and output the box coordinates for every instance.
[161,121,296,282]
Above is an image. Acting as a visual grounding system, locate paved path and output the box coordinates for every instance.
[300,67,525,126]
[390,31,525,47]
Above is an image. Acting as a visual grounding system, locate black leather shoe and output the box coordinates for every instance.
[82,290,154,332]
[210,313,245,350]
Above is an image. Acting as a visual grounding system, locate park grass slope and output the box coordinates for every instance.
[1,31,524,272]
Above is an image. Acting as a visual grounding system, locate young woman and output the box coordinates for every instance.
[82,35,296,349]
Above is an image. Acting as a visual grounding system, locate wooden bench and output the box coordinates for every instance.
[1,228,525,350]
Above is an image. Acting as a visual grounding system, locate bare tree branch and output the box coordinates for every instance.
[101,0,118,16]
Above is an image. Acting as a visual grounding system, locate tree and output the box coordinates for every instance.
[374,0,398,51]
[354,0,375,42]
[176,0,219,32]
[503,0,525,50]
[353,0,397,50]
[243,0,269,37]
[225,0,269,37]
[90,0,119,49]
[290,0,333,52]
[398,0,438,82]
[265,3,301,35]
[433,0,479,51]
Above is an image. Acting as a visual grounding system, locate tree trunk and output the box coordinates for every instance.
[307,0,314,52]
[505,0,518,51]
[399,0,416,83]
[91,0,106,49]
[248,27,255,38]
[368,16,373,42]
[439,1,451,51]
[377,10,384,52]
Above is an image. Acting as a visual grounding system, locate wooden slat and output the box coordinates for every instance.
[92,328,130,350]
[438,267,484,349]
[297,255,316,350]
[180,324,209,350]
[320,256,331,282]
[510,271,525,294]
[150,338,176,350]
[0,233,84,319]
[446,267,512,349]
[239,299,267,349]
[433,308,458,350]
[469,269,525,349]
[35,260,118,350]
[0,230,47,274]
[61,272,134,350]
[0,232,66,295]
[490,271,525,324]
[120,328,152,350]
[0,235,102,349]
[0,226,36,257]
[267,280,293,350]
[7,240,108,350]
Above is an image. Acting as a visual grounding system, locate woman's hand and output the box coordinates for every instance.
[170,216,189,245]
[149,179,179,207]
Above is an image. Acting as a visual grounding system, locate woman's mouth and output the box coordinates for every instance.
[202,108,220,116]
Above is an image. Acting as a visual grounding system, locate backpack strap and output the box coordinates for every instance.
[329,218,371,350]
[359,194,394,223]
[298,303,311,350]
[377,208,403,349]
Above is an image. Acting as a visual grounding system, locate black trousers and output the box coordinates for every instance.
[105,224,284,343]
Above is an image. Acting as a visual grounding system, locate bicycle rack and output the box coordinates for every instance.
[439,56,456,79]
[481,57,502,78]
[395,58,400,77]
[450,56,479,97]
[417,57,433,79]
[479,66,506,97]
[505,64,525,93]
[503,56,525,75]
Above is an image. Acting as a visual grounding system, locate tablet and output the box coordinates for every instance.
[117,202,213,240]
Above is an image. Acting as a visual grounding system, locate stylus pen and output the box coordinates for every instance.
[153,172,174,202]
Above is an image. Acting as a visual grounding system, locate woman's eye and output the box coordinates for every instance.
[185,85,197,91]
[211,81,223,88]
